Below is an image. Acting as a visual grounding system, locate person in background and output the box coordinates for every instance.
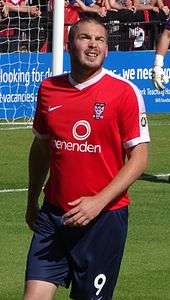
[23,12,150,300]
[133,0,169,21]
[0,0,8,19]
[4,0,40,14]
[103,0,134,10]
[69,0,107,16]
[152,20,170,89]
[0,0,40,52]
[162,0,170,9]
[64,2,80,50]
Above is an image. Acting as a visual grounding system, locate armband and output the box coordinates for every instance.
[154,54,164,67]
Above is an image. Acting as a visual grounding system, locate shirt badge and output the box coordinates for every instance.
[93,102,106,120]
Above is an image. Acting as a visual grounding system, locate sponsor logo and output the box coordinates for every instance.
[93,102,106,120]
[72,120,91,141]
[48,105,62,112]
[53,120,101,153]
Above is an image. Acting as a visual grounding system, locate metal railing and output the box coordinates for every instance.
[0,13,165,52]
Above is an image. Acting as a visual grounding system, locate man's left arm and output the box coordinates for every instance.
[152,28,170,90]
[63,142,148,226]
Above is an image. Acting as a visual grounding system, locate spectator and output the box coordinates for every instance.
[132,0,169,49]
[0,0,41,52]
[42,0,80,52]
[103,0,133,10]
[64,3,80,50]
[45,0,106,52]
[0,0,8,19]
[5,0,40,14]
[69,0,107,16]
[103,0,139,23]
[133,0,169,22]
[162,0,170,9]
[104,0,169,50]
[102,0,141,50]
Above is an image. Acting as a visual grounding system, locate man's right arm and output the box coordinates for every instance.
[25,137,50,230]
[152,29,170,90]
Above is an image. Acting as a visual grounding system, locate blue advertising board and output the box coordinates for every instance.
[0,51,170,120]
[103,51,170,113]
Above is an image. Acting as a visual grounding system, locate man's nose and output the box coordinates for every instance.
[88,38,98,47]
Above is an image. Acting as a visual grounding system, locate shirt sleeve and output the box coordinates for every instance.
[118,82,150,149]
[32,82,49,140]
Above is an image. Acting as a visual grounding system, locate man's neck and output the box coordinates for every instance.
[70,67,103,83]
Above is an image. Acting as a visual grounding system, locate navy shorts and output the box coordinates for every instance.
[25,201,128,300]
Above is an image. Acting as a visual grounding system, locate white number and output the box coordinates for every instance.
[94,274,106,296]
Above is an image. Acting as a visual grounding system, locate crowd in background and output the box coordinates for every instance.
[0,0,170,52]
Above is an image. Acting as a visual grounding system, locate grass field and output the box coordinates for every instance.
[0,114,170,300]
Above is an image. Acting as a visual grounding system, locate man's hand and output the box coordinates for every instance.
[152,65,169,90]
[25,204,39,231]
[63,196,105,226]
[29,5,41,16]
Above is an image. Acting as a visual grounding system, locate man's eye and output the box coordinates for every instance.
[97,38,105,42]
[80,35,89,39]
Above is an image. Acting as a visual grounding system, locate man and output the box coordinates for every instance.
[23,13,150,300]
[152,20,170,90]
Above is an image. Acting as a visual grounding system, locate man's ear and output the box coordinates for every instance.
[67,40,74,52]
[105,46,108,58]
[67,41,70,52]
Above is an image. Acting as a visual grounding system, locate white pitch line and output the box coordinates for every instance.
[150,123,170,126]
[0,122,170,131]
[153,174,170,181]
[155,173,170,176]
[0,173,170,194]
[0,126,32,131]
[0,188,28,193]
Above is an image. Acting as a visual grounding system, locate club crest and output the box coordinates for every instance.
[93,102,106,120]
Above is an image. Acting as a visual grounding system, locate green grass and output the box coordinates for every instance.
[114,181,170,300]
[147,113,170,174]
[0,114,170,299]
[0,129,32,189]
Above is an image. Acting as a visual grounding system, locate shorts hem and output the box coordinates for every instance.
[26,277,68,288]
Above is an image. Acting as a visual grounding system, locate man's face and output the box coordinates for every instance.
[69,21,108,71]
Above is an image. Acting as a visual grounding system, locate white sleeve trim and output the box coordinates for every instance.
[32,128,49,140]
[123,136,150,149]
[104,69,150,148]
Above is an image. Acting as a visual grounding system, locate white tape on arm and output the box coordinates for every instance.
[154,54,164,67]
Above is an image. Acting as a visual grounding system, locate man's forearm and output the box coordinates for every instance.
[96,143,148,208]
[152,30,170,90]
[155,30,170,58]
[27,138,50,207]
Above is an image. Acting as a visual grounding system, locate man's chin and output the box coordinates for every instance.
[82,61,102,70]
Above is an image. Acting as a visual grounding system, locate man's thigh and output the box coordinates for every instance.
[25,202,71,288]
[68,207,128,300]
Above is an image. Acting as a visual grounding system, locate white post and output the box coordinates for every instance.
[52,0,65,75]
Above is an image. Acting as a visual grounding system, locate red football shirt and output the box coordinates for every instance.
[33,68,150,212]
